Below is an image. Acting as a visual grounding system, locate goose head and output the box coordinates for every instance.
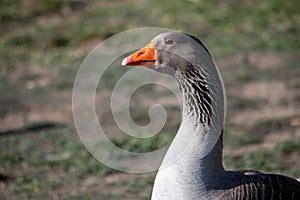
[122,32,211,75]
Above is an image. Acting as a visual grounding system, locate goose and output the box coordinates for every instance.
[122,32,300,200]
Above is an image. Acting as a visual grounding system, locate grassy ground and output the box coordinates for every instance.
[1,0,299,199]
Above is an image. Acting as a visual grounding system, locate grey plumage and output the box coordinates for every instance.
[123,31,300,199]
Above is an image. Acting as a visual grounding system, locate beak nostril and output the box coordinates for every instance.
[137,51,144,57]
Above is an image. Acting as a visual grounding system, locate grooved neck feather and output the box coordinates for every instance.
[151,63,226,199]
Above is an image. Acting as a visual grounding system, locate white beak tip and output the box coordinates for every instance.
[121,57,128,66]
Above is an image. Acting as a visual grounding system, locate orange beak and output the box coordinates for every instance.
[121,42,156,66]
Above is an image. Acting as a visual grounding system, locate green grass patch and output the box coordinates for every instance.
[224,128,263,147]
[1,0,299,70]
[61,192,94,200]
[277,136,300,153]
[227,96,259,111]
[0,152,24,168]
[253,116,299,134]
[9,177,42,193]
[111,132,175,153]
[224,136,300,177]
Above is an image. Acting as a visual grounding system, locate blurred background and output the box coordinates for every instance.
[0,0,299,199]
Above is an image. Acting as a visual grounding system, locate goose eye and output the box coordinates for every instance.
[165,38,174,45]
